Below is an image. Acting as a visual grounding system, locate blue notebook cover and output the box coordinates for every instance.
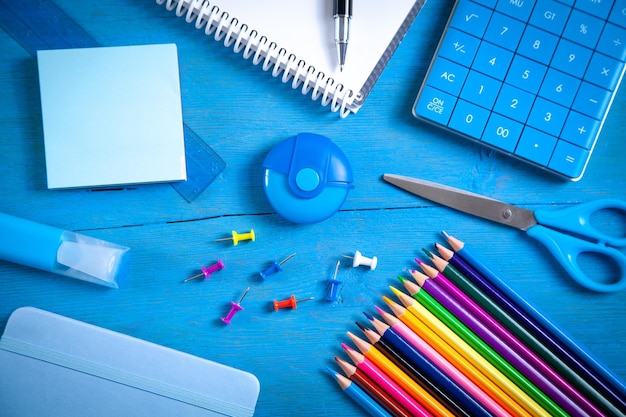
[0,307,260,417]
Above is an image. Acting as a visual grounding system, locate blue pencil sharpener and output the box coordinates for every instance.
[262,133,354,224]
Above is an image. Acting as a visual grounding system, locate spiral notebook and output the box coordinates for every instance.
[157,0,426,117]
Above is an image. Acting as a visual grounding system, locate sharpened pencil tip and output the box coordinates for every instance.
[363,311,374,321]
[422,248,434,258]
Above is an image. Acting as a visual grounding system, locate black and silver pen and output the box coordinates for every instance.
[333,0,352,71]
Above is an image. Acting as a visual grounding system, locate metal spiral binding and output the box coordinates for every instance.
[158,0,358,117]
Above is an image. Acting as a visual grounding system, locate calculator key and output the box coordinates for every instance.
[460,70,502,110]
[563,9,604,49]
[449,0,493,38]
[530,0,571,36]
[572,81,612,119]
[548,140,589,179]
[449,100,490,138]
[539,68,581,107]
[472,0,497,8]
[494,84,535,122]
[415,86,457,125]
[597,23,626,61]
[550,39,592,78]
[517,26,559,65]
[608,0,626,29]
[561,110,601,149]
[505,55,547,94]
[575,0,612,20]
[426,58,469,96]
[584,52,625,90]
[482,113,523,152]
[472,41,513,79]
[514,127,558,166]
[484,12,525,51]
[527,97,568,137]
[438,28,481,67]
[496,0,536,22]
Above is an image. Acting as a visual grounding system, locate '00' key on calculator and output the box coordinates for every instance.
[413,0,626,181]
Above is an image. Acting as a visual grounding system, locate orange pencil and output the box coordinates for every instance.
[347,331,452,417]
[389,287,550,417]
[383,295,534,417]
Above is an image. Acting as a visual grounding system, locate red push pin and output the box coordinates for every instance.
[221,287,250,325]
[183,259,225,283]
[273,295,314,311]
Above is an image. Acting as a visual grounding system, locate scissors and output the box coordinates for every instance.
[383,173,626,293]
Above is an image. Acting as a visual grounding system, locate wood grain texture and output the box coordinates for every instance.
[0,1,625,416]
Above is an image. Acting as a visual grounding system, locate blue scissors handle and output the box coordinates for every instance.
[527,225,626,293]
[533,199,626,247]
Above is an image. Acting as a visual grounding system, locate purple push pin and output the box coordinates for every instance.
[221,287,250,325]
[183,259,225,283]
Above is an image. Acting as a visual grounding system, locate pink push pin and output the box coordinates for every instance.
[221,287,250,325]
[183,259,225,283]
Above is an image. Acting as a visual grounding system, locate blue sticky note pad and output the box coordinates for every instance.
[37,44,186,189]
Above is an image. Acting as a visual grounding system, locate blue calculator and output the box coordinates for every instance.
[413,0,626,181]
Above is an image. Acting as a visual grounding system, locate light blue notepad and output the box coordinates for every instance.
[0,307,260,417]
[37,44,187,189]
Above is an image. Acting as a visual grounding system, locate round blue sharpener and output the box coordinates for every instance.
[262,133,354,224]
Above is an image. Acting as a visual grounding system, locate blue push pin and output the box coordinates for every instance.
[259,253,296,280]
[326,260,342,302]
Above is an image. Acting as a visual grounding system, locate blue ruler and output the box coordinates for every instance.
[0,0,226,203]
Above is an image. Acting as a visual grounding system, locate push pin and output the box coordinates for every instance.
[342,250,378,270]
[260,253,296,280]
[221,287,250,325]
[326,260,342,302]
[273,295,314,311]
[215,229,255,246]
[183,259,225,283]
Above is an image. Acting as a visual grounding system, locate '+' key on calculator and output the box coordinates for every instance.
[413,0,626,181]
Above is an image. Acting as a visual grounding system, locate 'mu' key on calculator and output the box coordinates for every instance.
[413,0,626,181]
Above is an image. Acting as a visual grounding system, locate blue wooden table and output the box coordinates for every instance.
[1,1,625,416]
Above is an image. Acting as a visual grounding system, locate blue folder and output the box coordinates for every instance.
[0,307,260,416]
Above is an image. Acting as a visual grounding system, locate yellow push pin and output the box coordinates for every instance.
[215,229,255,246]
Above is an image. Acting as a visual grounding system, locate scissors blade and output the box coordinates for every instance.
[383,174,538,231]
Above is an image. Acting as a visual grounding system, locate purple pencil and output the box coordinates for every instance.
[435,242,626,414]
[412,261,605,417]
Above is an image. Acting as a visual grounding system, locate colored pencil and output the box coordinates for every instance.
[367,310,494,417]
[347,332,453,417]
[383,294,537,417]
[357,322,472,417]
[341,343,433,417]
[399,274,568,417]
[442,232,626,408]
[335,356,413,417]
[429,245,626,417]
[412,261,603,417]
[329,369,394,417]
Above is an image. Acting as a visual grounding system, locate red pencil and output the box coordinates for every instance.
[335,356,413,417]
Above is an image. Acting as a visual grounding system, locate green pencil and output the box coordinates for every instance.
[426,246,625,417]
[398,274,568,417]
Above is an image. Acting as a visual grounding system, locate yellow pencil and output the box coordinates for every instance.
[383,293,537,417]
[347,331,454,417]
[389,286,552,417]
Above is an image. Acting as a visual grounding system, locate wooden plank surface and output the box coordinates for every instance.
[1,1,625,416]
